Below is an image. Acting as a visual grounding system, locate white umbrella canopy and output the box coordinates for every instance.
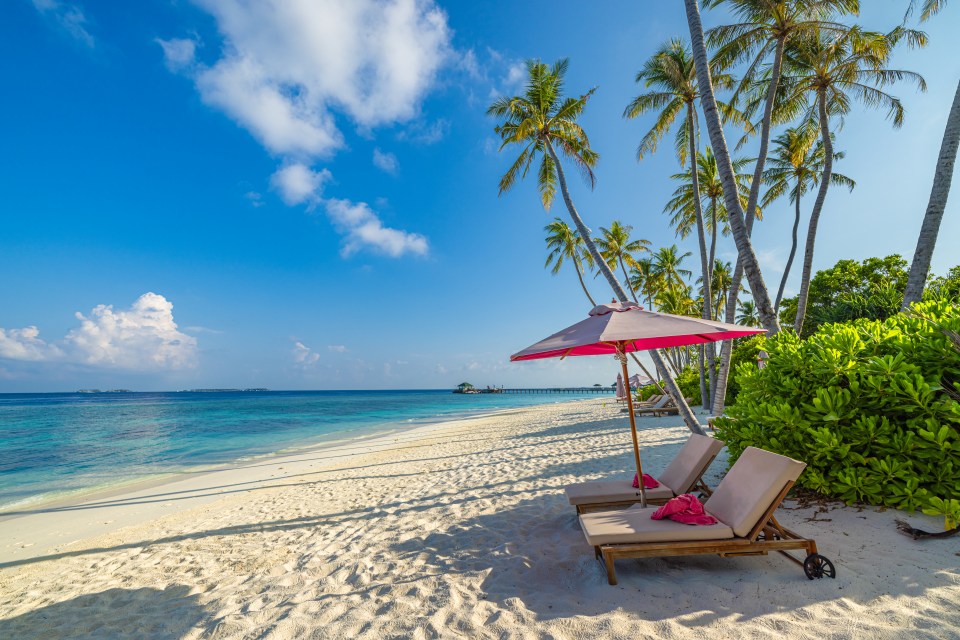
[510,300,765,506]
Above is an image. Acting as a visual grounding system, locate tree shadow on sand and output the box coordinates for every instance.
[0,585,207,640]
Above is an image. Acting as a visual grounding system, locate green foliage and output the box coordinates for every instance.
[780,255,960,337]
[675,366,702,405]
[726,336,766,403]
[779,255,910,337]
[715,300,960,522]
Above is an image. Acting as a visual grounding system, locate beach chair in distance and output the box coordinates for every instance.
[631,395,671,414]
[578,447,835,585]
[631,394,663,407]
[634,396,693,417]
[565,434,725,514]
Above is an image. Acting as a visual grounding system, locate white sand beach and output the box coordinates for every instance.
[1,398,958,639]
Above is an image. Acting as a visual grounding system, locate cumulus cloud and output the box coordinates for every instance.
[178,0,452,159]
[0,293,197,370]
[0,327,63,361]
[325,198,428,258]
[156,37,197,71]
[158,0,449,257]
[31,0,94,47]
[372,148,399,175]
[65,293,198,369]
[270,164,331,206]
[292,341,320,366]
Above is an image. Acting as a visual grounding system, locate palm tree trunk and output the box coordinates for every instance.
[620,258,640,301]
[545,139,705,435]
[687,104,712,410]
[775,193,803,312]
[574,260,598,307]
[706,197,718,405]
[684,0,780,335]
[903,79,960,308]
[794,90,834,335]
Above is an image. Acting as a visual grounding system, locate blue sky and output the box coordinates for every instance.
[1,0,958,392]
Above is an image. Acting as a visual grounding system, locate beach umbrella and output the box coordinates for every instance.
[628,373,652,389]
[510,300,765,506]
[615,373,626,400]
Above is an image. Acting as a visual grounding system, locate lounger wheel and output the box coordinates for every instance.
[803,554,836,580]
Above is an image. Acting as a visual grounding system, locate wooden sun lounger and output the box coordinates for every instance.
[564,434,724,514]
[578,446,835,585]
[633,397,694,417]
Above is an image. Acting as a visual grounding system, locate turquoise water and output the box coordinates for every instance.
[0,390,605,511]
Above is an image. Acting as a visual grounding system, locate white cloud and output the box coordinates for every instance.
[372,148,399,175]
[156,37,197,71]
[1,293,198,370]
[325,198,428,258]
[245,191,264,207]
[270,164,331,206]
[327,345,348,353]
[175,0,452,159]
[32,0,94,47]
[292,341,320,366]
[64,293,198,369]
[0,327,63,361]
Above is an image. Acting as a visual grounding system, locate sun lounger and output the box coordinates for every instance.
[634,396,694,417]
[631,395,671,414]
[629,394,663,407]
[578,446,835,585]
[564,434,725,514]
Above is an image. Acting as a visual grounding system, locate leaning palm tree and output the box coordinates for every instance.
[544,218,597,307]
[625,39,741,407]
[761,125,855,312]
[777,25,927,333]
[700,0,859,417]
[736,299,762,326]
[682,0,781,335]
[902,0,956,308]
[596,221,651,299]
[488,58,705,435]
[629,257,660,310]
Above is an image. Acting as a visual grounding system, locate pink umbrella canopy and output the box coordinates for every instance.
[510,301,765,361]
[629,373,652,388]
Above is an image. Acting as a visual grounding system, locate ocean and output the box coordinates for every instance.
[0,389,606,511]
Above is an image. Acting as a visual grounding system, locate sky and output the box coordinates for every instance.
[1,0,958,392]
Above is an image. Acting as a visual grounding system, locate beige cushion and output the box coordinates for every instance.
[565,480,675,505]
[705,447,806,538]
[579,505,734,546]
[658,434,725,494]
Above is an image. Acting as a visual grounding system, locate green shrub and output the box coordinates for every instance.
[714,300,960,523]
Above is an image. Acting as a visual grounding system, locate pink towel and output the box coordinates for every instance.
[632,473,660,489]
[651,493,718,526]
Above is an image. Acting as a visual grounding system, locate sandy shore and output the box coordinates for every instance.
[1,398,958,639]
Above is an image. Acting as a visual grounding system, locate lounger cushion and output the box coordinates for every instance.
[565,480,674,505]
[704,447,806,538]
[579,504,734,546]
[657,434,724,494]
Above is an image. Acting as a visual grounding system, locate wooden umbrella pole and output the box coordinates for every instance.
[619,345,647,508]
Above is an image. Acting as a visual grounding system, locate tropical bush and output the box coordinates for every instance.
[714,300,960,523]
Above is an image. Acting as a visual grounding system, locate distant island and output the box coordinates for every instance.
[179,388,270,393]
[76,389,132,393]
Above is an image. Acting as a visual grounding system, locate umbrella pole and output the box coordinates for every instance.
[618,347,647,508]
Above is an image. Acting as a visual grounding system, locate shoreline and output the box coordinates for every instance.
[0,398,599,565]
[0,393,600,517]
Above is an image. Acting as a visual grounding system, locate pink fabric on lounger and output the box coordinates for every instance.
[632,473,660,489]
[650,493,718,525]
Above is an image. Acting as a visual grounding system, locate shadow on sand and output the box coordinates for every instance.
[0,585,207,640]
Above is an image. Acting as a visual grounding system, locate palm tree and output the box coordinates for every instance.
[683,0,781,335]
[736,299,762,326]
[696,0,859,416]
[625,39,740,407]
[629,257,659,310]
[544,218,597,307]
[651,245,693,291]
[777,26,926,333]
[489,58,705,435]
[902,0,956,308]
[698,259,736,320]
[761,125,855,311]
[596,221,651,299]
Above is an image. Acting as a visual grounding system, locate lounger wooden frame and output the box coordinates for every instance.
[592,479,821,585]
